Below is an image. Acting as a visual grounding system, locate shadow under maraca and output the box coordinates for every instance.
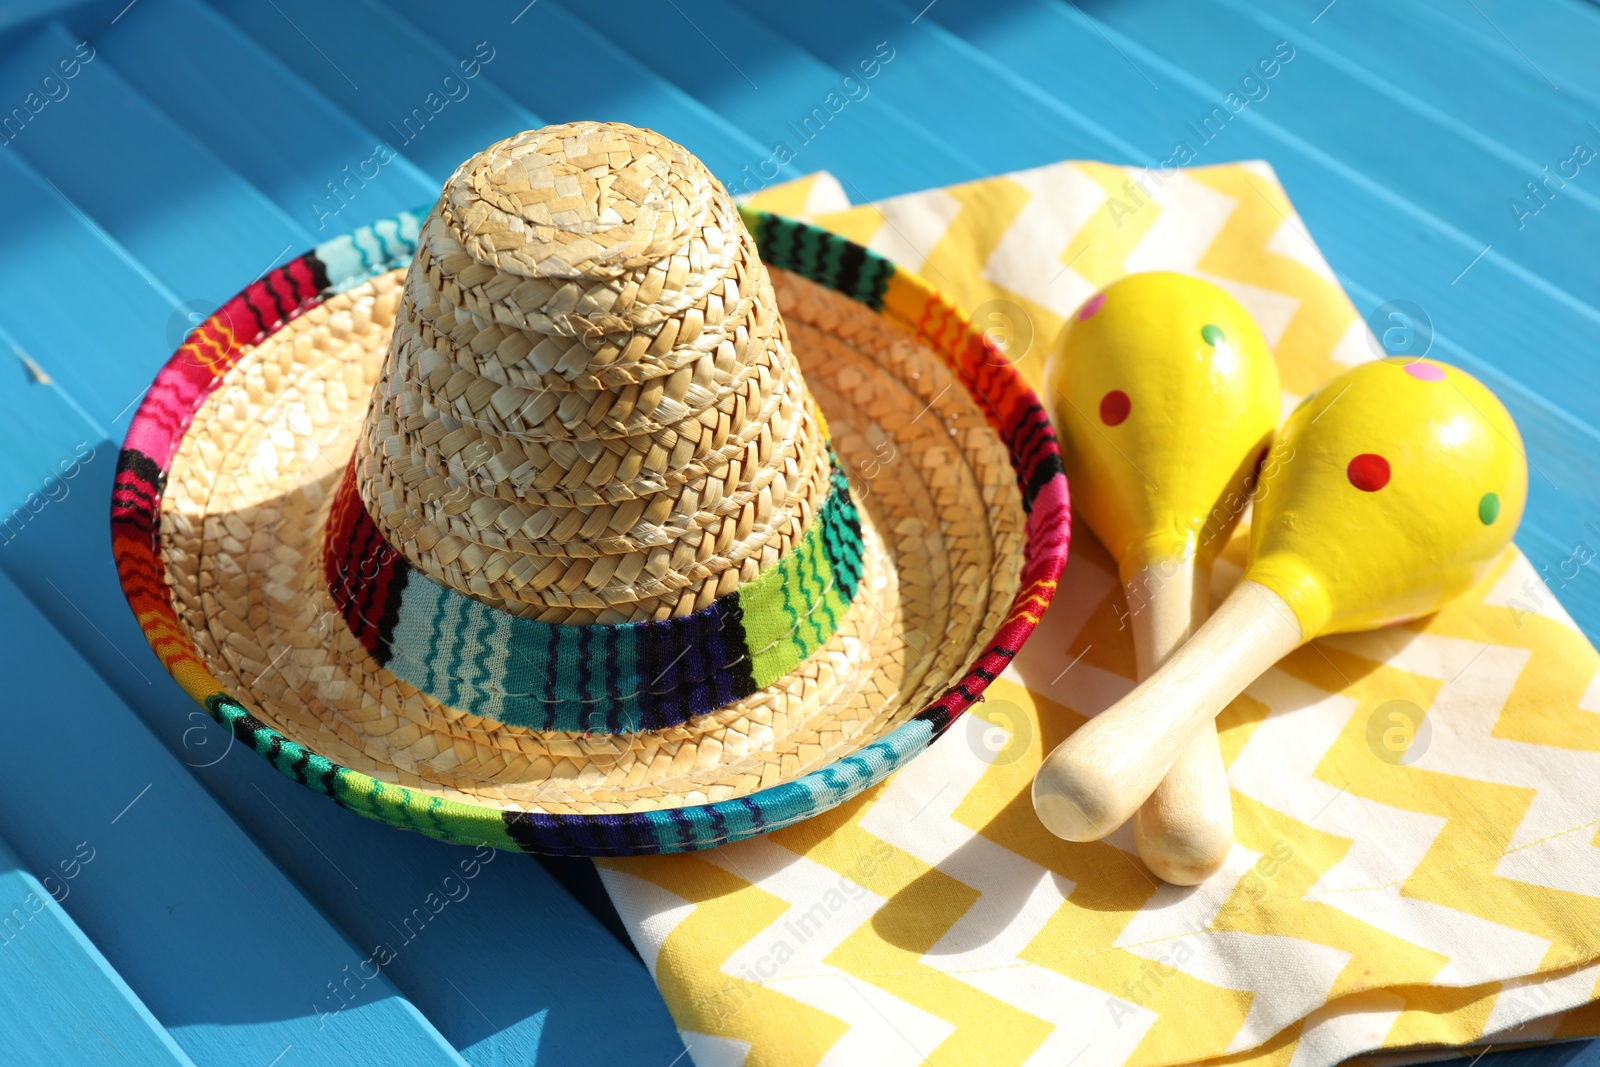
[1009,519,1400,719]
[866,541,1171,953]
[867,778,1185,959]
[1264,626,1396,712]
[866,520,1412,946]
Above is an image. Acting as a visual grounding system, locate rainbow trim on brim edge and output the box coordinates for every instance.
[110,205,1071,857]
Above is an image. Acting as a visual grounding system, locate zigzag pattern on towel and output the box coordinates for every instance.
[596,165,1600,1067]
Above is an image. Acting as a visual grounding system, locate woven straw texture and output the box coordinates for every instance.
[112,126,1070,855]
[359,124,831,625]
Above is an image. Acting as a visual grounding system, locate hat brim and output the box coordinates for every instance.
[113,208,1070,856]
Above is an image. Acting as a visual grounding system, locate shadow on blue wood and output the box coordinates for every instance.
[0,834,196,1066]
[0,20,312,292]
[1480,1042,1600,1067]
[97,0,439,242]
[0,443,686,1066]
[0,567,468,1065]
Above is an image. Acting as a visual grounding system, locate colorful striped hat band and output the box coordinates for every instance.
[323,443,865,734]
[113,122,1071,855]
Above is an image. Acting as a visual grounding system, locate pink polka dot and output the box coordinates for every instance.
[1404,360,1446,382]
[1077,293,1106,321]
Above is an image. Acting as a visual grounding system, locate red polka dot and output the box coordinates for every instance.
[1099,390,1131,426]
[1347,453,1391,491]
[1077,292,1106,320]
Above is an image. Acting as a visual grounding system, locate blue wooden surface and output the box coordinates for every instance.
[0,0,1596,1063]
[0,833,195,1066]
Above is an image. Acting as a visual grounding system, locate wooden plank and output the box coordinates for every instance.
[748,0,1148,173]
[1479,1041,1600,1067]
[204,0,543,181]
[0,148,177,440]
[0,20,313,299]
[0,440,687,1066]
[0,832,195,1066]
[79,0,438,238]
[0,567,469,1066]
[0,0,79,34]
[0,329,106,526]
[379,0,789,188]
[1220,0,1600,183]
[550,0,988,200]
[1386,0,1600,110]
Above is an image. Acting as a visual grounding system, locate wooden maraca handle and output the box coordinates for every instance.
[1124,561,1234,885]
[1033,580,1303,842]
[1135,726,1234,884]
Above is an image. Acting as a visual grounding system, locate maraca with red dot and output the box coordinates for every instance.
[1034,357,1527,847]
[1046,272,1280,884]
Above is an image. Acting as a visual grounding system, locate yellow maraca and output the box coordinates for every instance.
[1034,356,1527,846]
[1046,272,1279,884]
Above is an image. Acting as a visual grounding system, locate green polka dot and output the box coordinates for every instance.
[1201,324,1226,346]
[1479,492,1500,525]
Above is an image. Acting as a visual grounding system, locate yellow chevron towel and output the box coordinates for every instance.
[598,162,1600,1067]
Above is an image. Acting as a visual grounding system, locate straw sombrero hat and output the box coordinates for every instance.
[113,123,1069,855]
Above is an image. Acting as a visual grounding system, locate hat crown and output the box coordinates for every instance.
[441,124,716,281]
[349,122,833,627]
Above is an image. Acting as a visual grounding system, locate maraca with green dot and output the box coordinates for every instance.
[1046,272,1280,884]
[1034,357,1527,846]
